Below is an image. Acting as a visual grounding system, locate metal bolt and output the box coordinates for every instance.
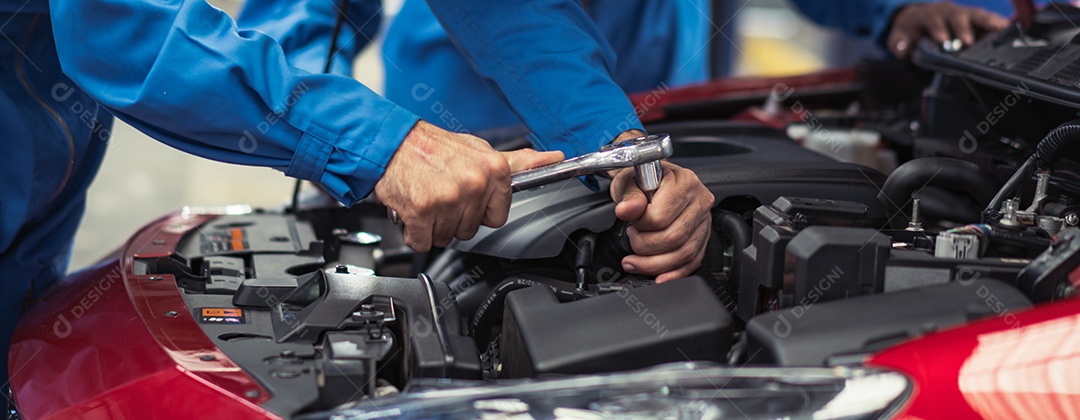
[906,199,923,231]
[335,264,349,274]
[244,389,260,398]
[1000,198,1022,228]
[199,354,216,361]
[148,276,163,281]
[1067,213,1079,226]
[164,311,178,317]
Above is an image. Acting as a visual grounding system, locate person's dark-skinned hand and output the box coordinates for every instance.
[374,120,563,252]
[887,1,1009,59]
[608,130,715,283]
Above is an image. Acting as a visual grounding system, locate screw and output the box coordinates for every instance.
[199,354,216,361]
[244,389,260,398]
[1067,213,1079,226]
[906,199,923,231]
[164,311,178,317]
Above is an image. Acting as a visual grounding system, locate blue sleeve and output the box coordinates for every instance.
[49,0,419,206]
[424,0,645,158]
[236,0,381,76]
[790,0,914,44]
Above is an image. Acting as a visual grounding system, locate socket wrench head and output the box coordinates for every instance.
[615,134,671,201]
[635,160,663,201]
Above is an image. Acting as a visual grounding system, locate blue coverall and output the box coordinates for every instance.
[382,0,1021,135]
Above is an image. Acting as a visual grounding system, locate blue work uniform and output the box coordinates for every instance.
[383,0,710,134]
[382,0,1022,136]
[384,0,712,134]
[2,0,642,384]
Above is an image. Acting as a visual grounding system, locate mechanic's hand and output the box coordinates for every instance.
[374,120,563,252]
[609,131,715,283]
[887,2,1008,59]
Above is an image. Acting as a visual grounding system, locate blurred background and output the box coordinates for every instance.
[69,0,880,269]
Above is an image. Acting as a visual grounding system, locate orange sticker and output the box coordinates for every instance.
[197,307,246,324]
[229,228,246,251]
[201,308,242,317]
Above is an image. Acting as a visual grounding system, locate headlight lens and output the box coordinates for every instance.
[311,363,910,419]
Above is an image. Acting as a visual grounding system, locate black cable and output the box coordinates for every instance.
[710,210,749,315]
[984,120,1080,216]
[291,0,351,213]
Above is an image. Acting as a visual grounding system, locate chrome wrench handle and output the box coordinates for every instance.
[388,133,673,224]
[510,133,673,191]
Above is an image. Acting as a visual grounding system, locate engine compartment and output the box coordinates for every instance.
[16,5,1080,419]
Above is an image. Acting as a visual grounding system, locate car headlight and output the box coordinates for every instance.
[310,362,910,419]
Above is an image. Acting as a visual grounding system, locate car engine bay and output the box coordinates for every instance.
[14,5,1080,420]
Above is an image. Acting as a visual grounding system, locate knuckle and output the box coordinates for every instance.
[702,190,716,208]
[656,226,681,247]
[484,154,509,174]
[462,175,488,196]
[413,199,435,217]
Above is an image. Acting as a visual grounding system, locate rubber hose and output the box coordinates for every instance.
[713,210,751,253]
[1035,120,1080,169]
[878,157,1001,229]
[709,210,749,315]
[986,120,1080,214]
[470,277,578,347]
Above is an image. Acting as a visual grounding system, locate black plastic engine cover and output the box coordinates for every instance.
[499,276,732,378]
[745,279,1032,367]
[451,121,888,260]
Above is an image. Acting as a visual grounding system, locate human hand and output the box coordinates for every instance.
[374,120,563,252]
[887,2,1008,59]
[608,131,714,283]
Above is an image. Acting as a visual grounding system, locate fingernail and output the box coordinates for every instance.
[622,262,636,272]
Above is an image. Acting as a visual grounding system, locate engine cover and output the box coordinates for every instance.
[451,121,888,260]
